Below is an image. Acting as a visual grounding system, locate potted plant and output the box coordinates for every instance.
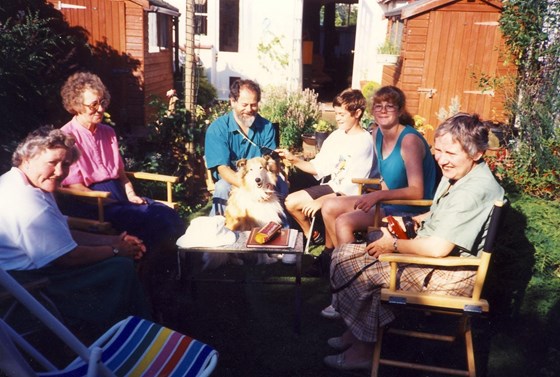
[313,119,335,151]
[260,86,320,152]
[376,40,400,65]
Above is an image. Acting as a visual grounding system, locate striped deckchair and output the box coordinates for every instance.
[0,268,218,377]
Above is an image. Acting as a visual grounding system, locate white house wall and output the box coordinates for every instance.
[165,0,403,99]
[352,0,387,88]
[188,0,301,99]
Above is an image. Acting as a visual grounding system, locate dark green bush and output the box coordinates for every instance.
[499,0,560,200]
[122,97,231,216]
[0,1,90,171]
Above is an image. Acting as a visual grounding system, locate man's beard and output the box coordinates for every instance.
[239,115,255,128]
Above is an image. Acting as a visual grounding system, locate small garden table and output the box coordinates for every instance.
[177,231,304,333]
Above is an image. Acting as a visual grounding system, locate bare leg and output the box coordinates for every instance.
[335,206,376,245]
[322,196,360,248]
[341,330,375,362]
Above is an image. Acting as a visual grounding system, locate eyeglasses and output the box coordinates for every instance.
[83,99,109,112]
[373,104,398,113]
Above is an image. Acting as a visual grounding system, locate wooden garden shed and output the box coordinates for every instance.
[48,0,180,132]
[381,0,516,143]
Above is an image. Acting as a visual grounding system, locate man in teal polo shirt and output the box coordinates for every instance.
[205,79,288,216]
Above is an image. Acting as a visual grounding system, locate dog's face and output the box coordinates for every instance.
[236,156,277,192]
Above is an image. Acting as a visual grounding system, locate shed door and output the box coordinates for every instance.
[417,10,501,131]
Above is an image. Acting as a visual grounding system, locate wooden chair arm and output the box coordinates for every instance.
[125,171,179,209]
[352,177,382,195]
[379,253,481,267]
[125,171,179,184]
[379,252,484,293]
[379,289,489,312]
[56,187,111,199]
[378,199,433,207]
[56,188,111,229]
[351,177,381,185]
[66,217,114,233]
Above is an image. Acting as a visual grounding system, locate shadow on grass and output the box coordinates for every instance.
[159,257,353,377]
[158,197,557,376]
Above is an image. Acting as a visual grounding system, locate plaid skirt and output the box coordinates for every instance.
[330,243,477,343]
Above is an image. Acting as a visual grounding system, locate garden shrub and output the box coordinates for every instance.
[0,1,90,171]
[483,193,560,323]
[260,86,321,149]
[121,98,210,217]
[499,0,560,200]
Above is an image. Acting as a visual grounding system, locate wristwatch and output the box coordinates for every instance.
[112,247,120,256]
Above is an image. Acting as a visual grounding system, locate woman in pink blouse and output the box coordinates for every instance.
[58,72,184,286]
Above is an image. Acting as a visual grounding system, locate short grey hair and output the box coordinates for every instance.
[434,113,489,158]
[12,126,80,167]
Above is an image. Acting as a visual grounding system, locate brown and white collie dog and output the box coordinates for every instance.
[202,156,286,269]
[224,156,285,230]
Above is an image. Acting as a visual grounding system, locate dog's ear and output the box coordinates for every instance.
[266,158,279,174]
[236,159,247,169]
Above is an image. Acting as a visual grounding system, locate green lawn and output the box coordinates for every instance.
[158,255,558,377]
[157,196,560,377]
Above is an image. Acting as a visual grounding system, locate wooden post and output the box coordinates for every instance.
[184,0,196,114]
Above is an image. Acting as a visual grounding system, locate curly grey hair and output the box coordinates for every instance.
[12,126,80,167]
[60,72,111,115]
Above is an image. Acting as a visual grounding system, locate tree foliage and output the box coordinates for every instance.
[499,0,560,199]
[0,0,91,171]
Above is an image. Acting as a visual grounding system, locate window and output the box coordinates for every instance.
[195,0,208,35]
[388,18,404,51]
[148,12,170,53]
[219,0,239,52]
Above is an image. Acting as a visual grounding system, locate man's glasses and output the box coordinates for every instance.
[83,99,109,112]
[372,104,398,113]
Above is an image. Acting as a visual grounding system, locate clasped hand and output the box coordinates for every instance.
[115,232,146,260]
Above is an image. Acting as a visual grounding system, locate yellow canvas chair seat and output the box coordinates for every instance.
[369,199,506,377]
[57,171,179,233]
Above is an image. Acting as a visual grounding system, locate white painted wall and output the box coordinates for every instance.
[165,0,302,99]
[211,0,302,98]
[351,0,387,88]
[351,0,411,89]
[165,0,408,99]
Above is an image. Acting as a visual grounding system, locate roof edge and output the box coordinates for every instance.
[386,0,503,19]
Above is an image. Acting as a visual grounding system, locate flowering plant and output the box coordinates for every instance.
[313,119,335,133]
[260,86,321,148]
[413,115,434,136]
